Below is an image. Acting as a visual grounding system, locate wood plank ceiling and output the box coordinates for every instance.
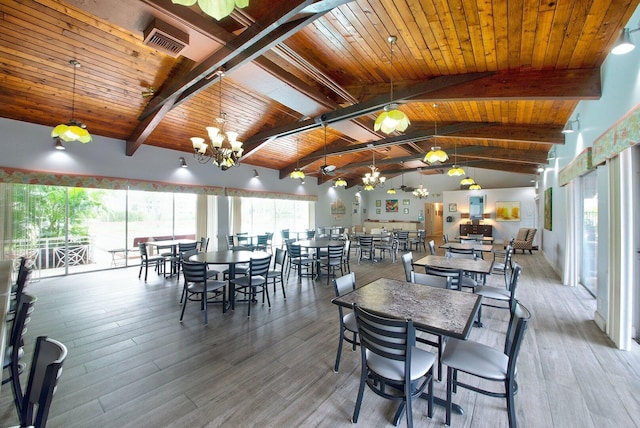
[1,0,638,186]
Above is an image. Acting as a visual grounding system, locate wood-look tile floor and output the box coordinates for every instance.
[1,246,639,428]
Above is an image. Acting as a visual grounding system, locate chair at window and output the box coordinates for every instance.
[254,234,269,252]
[137,243,165,282]
[491,245,514,288]
[11,335,67,428]
[396,231,410,251]
[357,236,375,264]
[267,248,287,299]
[351,305,435,428]
[197,237,209,252]
[319,244,345,285]
[475,264,523,327]
[423,265,462,290]
[410,271,447,381]
[281,229,290,248]
[180,260,227,325]
[427,239,436,255]
[442,300,532,428]
[376,236,398,262]
[306,229,316,239]
[3,293,36,387]
[264,232,274,252]
[7,257,31,322]
[285,241,314,282]
[230,254,272,317]
[401,252,414,282]
[409,230,427,252]
[333,272,358,373]
[173,241,198,281]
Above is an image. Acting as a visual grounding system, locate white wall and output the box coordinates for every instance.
[443,187,537,244]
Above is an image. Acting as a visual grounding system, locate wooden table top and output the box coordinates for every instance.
[413,255,494,275]
[440,242,495,252]
[332,277,481,340]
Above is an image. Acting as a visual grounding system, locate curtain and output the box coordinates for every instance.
[563,181,579,287]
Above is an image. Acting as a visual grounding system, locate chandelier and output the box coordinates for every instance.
[51,60,92,144]
[412,185,429,199]
[190,69,243,170]
[290,138,305,179]
[335,177,347,187]
[374,36,410,134]
[424,104,448,164]
[362,151,386,191]
[171,0,249,21]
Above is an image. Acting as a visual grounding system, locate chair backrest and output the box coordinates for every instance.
[333,272,356,297]
[197,237,209,252]
[401,252,414,282]
[447,247,475,259]
[424,265,462,290]
[468,233,484,239]
[13,257,31,303]
[249,255,272,278]
[226,235,236,249]
[355,305,414,363]
[460,238,477,245]
[343,239,351,257]
[503,301,532,380]
[327,244,344,260]
[138,243,148,258]
[504,245,514,267]
[306,230,316,239]
[428,240,436,255]
[281,229,290,239]
[397,231,409,240]
[443,234,449,243]
[181,249,199,262]
[508,263,523,297]
[274,248,286,268]
[181,260,208,283]
[358,236,373,247]
[178,241,198,253]
[9,293,37,415]
[410,271,448,289]
[286,242,303,258]
[20,336,68,428]
[257,234,269,246]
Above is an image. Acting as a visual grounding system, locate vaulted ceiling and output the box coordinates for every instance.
[1,0,638,187]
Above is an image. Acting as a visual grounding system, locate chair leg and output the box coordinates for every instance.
[506,378,517,428]
[179,291,188,322]
[446,366,454,426]
[351,361,367,423]
[334,329,345,373]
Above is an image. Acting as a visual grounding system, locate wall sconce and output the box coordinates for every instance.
[562,114,580,134]
[611,26,640,55]
[253,169,260,178]
[54,139,65,151]
[547,146,556,161]
[179,157,188,168]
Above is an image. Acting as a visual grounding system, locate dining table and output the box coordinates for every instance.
[412,254,494,276]
[293,239,344,278]
[332,277,482,420]
[146,239,197,276]
[190,250,271,310]
[440,242,495,253]
[455,235,495,244]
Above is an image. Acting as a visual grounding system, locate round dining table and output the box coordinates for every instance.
[190,250,271,310]
[293,239,344,279]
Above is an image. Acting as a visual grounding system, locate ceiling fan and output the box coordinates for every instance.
[398,164,415,192]
[320,125,336,175]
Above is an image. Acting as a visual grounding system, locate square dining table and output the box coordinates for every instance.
[332,277,482,420]
[412,254,494,276]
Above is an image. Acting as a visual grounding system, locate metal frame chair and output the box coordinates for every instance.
[332,272,357,372]
[230,254,272,317]
[180,260,227,324]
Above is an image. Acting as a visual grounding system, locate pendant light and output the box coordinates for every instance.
[290,138,305,179]
[424,104,448,164]
[171,0,250,21]
[374,36,410,134]
[447,141,465,176]
[51,59,92,144]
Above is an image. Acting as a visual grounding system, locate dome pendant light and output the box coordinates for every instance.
[424,104,448,164]
[374,36,410,134]
[51,59,92,144]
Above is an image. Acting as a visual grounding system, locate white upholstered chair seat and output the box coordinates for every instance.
[366,348,436,382]
[441,338,510,381]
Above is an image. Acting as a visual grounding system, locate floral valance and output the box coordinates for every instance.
[226,187,317,201]
[558,148,595,187]
[592,102,640,166]
[0,167,225,195]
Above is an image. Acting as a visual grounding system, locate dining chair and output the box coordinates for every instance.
[254,234,269,252]
[267,248,287,298]
[332,272,357,373]
[280,229,290,248]
[376,236,398,262]
[180,260,227,325]
[401,252,414,282]
[475,264,523,327]
[428,239,436,255]
[306,229,316,239]
[11,335,67,428]
[7,257,31,322]
[319,244,344,284]
[197,236,209,252]
[137,243,165,282]
[341,239,352,273]
[443,233,449,243]
[285,241,313,282]
[230,254,272,317]
[409,230,427,252]
[442,300,532,428]
[3,293,36,387]
[357,236,374,264]
[446,248,480,289]
[352,305,434,428]
[491,245,514,289]
[264,232,274,252]
[396,231,410,251]
[410,271,447,381]
[423,265,462,290]
[173,241,198,281]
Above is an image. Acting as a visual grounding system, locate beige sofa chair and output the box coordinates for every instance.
[512,228,537,254]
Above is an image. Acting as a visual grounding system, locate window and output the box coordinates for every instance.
[240,197,312,246]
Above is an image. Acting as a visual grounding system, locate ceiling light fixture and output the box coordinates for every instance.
[412,168,429,199]
[374,36,410,134]
[290,137,305,180]
[447,141,465,176]
[171,0,249,21]
[387,178,396,194]
[537,165,545,173]
[190,68,243,170]
[460,176,475,186]
[562,114,580,134]
[253,169,260,178]
[179,157,188,168]
[468,167,482,190]
[51,59,92,144]
[611,26,640,55]
[335,177,347,187]
[54,139,65,151]
[362,149,386,191]
[424,104,448,164]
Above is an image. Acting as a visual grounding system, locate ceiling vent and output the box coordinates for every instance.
[143,18,188,58]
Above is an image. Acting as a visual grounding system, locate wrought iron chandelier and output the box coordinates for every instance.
[51,59,92,144]
[190,69,243,170]
[362,150,386,191]
[412,185,429,199]
[374,36,410,134]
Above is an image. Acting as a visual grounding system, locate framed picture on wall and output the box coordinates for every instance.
[495,201,521,221]
[386,199,398,212]
[375,200,381,207]
[376,208,381,214]
[403,199,410,205]
[449,203,457,212]
[544,188,552,230]
[403,208,409,214]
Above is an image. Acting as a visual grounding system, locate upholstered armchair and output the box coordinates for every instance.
[512,228,537,254]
